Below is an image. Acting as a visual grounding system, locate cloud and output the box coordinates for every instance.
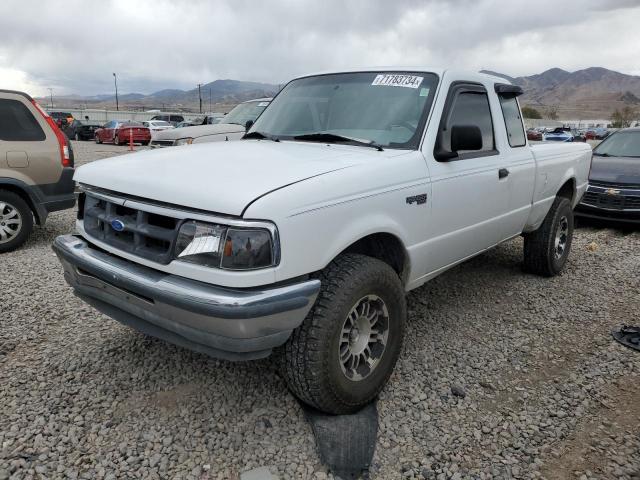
[0,0,638,96]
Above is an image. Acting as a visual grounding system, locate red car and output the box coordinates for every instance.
[94,120,151,145]
[526,129,543,141]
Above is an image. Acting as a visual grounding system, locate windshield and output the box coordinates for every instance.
[250,72,438,149]
[593,131,640,157]
[221,101,269,126]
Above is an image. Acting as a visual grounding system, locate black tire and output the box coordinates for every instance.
[95,135,102,144]
[276,253,406,414]
[523,196,574,276]
[0,190,34,253]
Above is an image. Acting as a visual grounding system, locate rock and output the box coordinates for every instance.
[451,385,466,398]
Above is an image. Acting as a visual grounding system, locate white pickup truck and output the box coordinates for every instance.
[54,68,591,414]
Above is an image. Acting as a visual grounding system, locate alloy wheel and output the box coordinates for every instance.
[0,202,23,244]
[338,295,390,381]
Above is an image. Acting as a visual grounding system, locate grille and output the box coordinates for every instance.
[581,191,640,211]
[150,140,175,147]
[590,180,640,190]
[82,193,180,264]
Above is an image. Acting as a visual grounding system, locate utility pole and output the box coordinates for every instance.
[197,84,203,113]
[48,88,54,109]
[113,73,119,111]
[209,88,212,114]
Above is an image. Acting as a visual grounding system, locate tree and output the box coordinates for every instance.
[521,106,542,119]
[610,106,637,128]
[544,105,559,120]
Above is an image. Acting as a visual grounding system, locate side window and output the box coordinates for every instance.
[499,96,526,147]
[442,91,495,153]
[0,99,46,141]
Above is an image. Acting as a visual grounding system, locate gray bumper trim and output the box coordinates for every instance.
[53,235,320,360]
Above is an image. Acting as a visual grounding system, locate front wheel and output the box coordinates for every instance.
[95,135,102,144]
[523,196,574,276]
[276,254,406,414]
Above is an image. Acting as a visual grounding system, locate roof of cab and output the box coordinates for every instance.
[0,89,34,101]
[289,67,511,85]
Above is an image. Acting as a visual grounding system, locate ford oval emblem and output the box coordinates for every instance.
[111,219,125,232]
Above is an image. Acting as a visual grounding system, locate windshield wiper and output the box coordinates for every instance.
[593,152,610,157]
[293,132,384,151]
[243,131,279,142]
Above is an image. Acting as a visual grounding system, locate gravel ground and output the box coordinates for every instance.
[1,141,639,480]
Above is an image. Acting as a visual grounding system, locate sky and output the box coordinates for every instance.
[1,0,639,97]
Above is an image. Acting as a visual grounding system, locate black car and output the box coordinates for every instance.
[575,128,640,223]
[63,120,102,141]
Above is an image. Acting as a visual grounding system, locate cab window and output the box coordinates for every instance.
[498,96,526,147]
[434,83,496,160]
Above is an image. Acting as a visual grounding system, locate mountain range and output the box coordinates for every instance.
[481,67,640,119]
[41,67,640,119]
[42,79,279,112]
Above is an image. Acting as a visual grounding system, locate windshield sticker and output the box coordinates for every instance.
[419,87,430,97]
[372,74,423,89]
[257,102,269,107]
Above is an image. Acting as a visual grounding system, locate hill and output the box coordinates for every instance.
[482,67,640,119]
[39,79,279,112]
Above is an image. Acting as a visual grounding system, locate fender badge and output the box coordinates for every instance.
[111,219,125,232]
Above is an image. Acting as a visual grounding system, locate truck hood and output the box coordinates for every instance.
[154,123,244,140]
[589,155,640,186]
[75,140,402,216]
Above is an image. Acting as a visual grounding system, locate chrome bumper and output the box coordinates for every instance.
[53,235,320,360]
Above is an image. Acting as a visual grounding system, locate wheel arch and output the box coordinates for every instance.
[334,232,411,285]
[0,178,46,225]
[556,177,576,204]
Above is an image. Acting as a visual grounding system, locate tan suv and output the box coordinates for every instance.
[0,89,75,252]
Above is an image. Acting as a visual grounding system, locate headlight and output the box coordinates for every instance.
[174,220,278,270]
[175,137,193,146]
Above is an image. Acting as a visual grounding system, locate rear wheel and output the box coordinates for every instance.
[523,196,574,276]
[277,254,406,414]
[0,190,33,253]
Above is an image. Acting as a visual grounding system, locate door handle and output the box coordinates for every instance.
[498,168,510,179]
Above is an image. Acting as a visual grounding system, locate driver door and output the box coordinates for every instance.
[421,82,512,275]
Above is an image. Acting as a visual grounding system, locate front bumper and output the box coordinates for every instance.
[53,235,320,360]
[575,184,640,224]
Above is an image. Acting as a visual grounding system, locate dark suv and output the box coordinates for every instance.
[0,90,76,252]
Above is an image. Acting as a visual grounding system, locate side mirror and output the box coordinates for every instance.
[451,125,482,152]
[434,124,483,161]
[245,120,254,132]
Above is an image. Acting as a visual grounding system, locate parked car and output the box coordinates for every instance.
[175,121,197,128]
[149,98,271,147]
[150,114,184,126]
[575,127,640,223]
[544,127,574,142]
[0,89,75,252]
[570,128,586,142]
[49,111,74,127]
[53,68,590,414]
[94,120,151,145]
[63,120,102,141]
[585,127,609,140]
[142,120,174,137]
[526,129,542,141]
